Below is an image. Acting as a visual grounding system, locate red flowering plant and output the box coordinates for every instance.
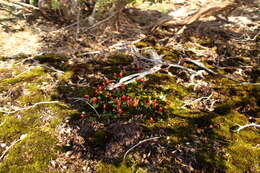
[83,70,173,122]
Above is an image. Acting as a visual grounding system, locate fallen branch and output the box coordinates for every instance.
[108,48,198,90]
[108,65,162,90]
[40,64,64,74]
[0,101,60,114]
[184,58,244,83]
[182,94,212,108]
[0,134,27,162]
[181,93,218,111]
[233,123,260,133]
[147,1,238,30]
[186,59,260,85]
[123,136,160,160]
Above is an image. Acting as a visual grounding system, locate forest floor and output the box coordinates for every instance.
[0,0,259,172]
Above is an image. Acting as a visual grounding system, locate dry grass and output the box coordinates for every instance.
[0,30,42,57]
[0,0,42,57]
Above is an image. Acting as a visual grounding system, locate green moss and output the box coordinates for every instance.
[96,162,146,173]
[210,111,260,172]
[0,131,58,173]
[0,59,76,172]
[34,54,67,64]
[135,41,152,48]
[0,67,45,86]
[214,104,232,115]
[225,142,259,173]
[58,71,73,81]
[189,36,213,46]
[0,108,50,142]
[106,54,133,65]
[17,93,46,105]
[195,149,225,172]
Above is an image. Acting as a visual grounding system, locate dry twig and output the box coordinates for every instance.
[123,136,160,160]
[233,123,260,133]
[147,1,238,31]
[0,101,60,114]
[0,134,27,162]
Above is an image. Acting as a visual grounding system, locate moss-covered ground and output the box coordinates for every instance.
[0,1,259,172]
[0,47,259,172]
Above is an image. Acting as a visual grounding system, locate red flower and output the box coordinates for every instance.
[153,99,157,108]
[147,99,151,107]
[159,107,163,112]
[134,65,142,71]
[116,98,121,105]
[133,98,139,107]
[121,95,127,101]
[113,73,117,79]
[80,112,87,119]
[98,85,103,92]
[127,98,132,106]
[84,95,90,100]
[119,71,124,78]
[148,117,155,123]
[118,108,123,115]
[92,97,97,104]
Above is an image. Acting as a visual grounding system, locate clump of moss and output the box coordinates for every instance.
[0,131,58,173]
[0,55,75,172]
[211,111,260,172]
[225,142,260,173]
[96,162,146,173]
[0,67,46,86]
[34,54,68,70]
[106,54,133,65]
[195,149,226,172]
